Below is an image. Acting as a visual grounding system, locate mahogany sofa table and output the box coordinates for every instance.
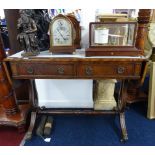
[4,52,146,142]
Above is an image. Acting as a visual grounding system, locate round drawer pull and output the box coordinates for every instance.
[85,66,93,75]
[117,67,125,74]
[57,67,64,74]
[27,67,34,74]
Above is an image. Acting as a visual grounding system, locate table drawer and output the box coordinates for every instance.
[77,62,142,78]
[11,62,75,78]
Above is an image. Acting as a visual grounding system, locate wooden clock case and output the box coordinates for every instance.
[49,14,75,54]
[66,14,81,49]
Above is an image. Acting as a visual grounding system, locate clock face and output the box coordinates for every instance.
[51,18,72,46]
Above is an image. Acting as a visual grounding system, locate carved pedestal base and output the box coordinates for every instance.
[94,79,117,110]
[0,103,31,132]
[3,92,19,116]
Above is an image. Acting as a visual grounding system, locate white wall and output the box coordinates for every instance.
[36,79,94,108]
[80,9,114,48]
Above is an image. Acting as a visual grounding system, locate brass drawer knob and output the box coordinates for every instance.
[85,66,93,75]
[57,67,64,74]
[117,67,125,74]
[27,67,34,74]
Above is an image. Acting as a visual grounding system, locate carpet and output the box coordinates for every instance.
[0,126,25,146]
[24,102,155,146]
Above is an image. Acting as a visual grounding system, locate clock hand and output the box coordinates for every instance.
[57,29,66,40]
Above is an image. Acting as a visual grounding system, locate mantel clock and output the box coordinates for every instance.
[49,14,75,54]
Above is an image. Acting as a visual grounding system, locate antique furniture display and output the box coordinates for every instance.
[4,9,151,142]
[5,52,145,141]
[49,14,75,54]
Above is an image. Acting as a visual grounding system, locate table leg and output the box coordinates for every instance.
[120,112,128,142]
[118,80,128,142]
[25,111,37,140]
[25,79,38,140]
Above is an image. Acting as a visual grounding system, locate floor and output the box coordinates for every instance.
[0,126,25,146]
[0,94,154,146]
[24,102,155,146]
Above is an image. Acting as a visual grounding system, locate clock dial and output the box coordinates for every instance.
[51,18,72,46]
